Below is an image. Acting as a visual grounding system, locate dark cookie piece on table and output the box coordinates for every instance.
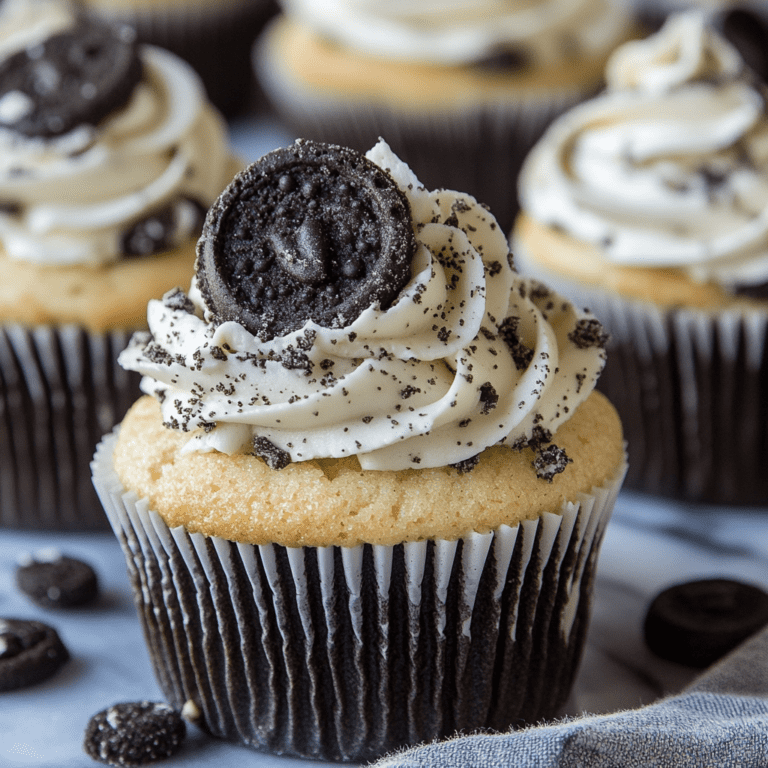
[0,18,142,138]
[197,139,415,340]
[16,551,99,609]
[83,701,186,766]
[0,618,69,691]
[644,578,768,668]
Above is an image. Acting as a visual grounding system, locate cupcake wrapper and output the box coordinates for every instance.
[92,432,627,761]
[254,27,596,233]
[513,259,768,504]
[87,1,277,116]
[0,323,139,529]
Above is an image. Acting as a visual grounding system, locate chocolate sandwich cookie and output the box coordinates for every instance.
[0,18,142,138]
[16,551,99,609]
[644,578,768,668]
[84,701,186,766]
[197,139,416,340]
[0,618,70,691]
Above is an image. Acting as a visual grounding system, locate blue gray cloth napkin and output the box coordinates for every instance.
[373,626,768,767]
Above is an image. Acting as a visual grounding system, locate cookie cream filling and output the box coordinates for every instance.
[120,140,607,472]
[519,11,768,291]
[281,0,631,68]
[0,43,231,266]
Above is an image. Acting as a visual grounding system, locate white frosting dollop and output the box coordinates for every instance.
[519,11,768,290]
[120,141,607,472]
[0,23,232,266]
[280,0,631,67]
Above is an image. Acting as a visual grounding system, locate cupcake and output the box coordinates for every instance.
[514,12,768,504]
[92,138,627,760]
[254,0,639,233]
[81,0,277,116]
[0,7,241,528]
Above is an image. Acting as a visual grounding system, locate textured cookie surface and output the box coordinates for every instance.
[644,579,768,668]
[197,139,415,340]
[83,701,186,766]
[0,618,69,691]
[113,390,625,547]
[16,552,99,609]
[0,19,142,138]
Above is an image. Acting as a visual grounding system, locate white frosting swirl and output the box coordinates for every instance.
[0,28,232,266]
[120,141,606,472]
[519,12,768,290]
[280,0,631,67]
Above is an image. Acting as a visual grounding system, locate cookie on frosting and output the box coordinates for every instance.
[197,139,415,340]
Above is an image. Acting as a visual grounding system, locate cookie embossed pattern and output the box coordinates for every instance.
[93,139,627,761]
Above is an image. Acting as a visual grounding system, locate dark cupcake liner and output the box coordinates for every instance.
[0,322,139,529]
[86,1,277,117]
[92,431,627,762]
[254,22,599,233]
[512,253,768,505]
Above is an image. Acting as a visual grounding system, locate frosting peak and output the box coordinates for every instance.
[606,11,743,94]
[120,140,607,473]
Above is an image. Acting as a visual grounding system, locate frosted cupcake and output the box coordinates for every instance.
[81,0,277,116]
[514,12,768,504]
[255,0,638,233]
[93,139,627,760]
[0,7,240,528]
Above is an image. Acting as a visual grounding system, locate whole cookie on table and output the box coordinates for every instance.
[16,550,99,609]
[0,618,69,691]
[196,139,415,340]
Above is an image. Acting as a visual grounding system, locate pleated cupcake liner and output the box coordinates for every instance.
[92,430,627,762]
[254,24,599,234]
[85,1,277,117]
[511,253,768,505]
[0,323,140,529]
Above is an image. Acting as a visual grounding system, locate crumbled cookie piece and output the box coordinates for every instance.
[533,444,572,482]
[253,436,292,470]
[83,701,186,766]
[568,318,609,349]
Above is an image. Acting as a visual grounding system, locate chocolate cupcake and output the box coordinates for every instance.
[93,139,627,761]
[0,9,241,529]
[514,12,768,504]
[255,0,640,233]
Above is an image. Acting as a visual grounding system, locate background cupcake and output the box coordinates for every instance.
[81,0,277,116]
[514,12,768,504]
[92,139,627,761]
[0,7,241,528]
[254,0,639,233]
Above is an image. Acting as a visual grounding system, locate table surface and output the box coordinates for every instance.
[2,118,768,767]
